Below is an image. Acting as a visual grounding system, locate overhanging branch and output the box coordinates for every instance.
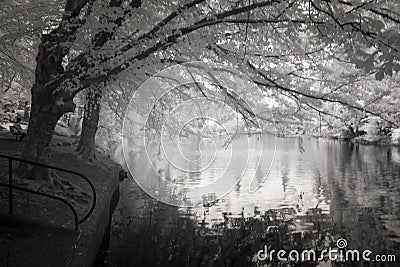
[247,60,398,127]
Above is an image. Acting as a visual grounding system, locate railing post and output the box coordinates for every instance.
[0,153,96,230]
[8,158,12,215]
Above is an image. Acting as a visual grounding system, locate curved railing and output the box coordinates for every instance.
[0,154,96,230]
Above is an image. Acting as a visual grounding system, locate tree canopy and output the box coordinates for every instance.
[0,0,399,168]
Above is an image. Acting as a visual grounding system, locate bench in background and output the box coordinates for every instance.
[9,126,24,141]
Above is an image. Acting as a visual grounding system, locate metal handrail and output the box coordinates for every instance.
[0,153,97,230]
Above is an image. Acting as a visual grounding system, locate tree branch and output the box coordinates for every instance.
[3,75,15,93]
[247,60,398,127]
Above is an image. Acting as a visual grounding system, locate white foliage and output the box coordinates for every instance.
[360,116,383,142]
[392,128,400,144]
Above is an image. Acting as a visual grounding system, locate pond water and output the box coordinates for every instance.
[117,136,400,264]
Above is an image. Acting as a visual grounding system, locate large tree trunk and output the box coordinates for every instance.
[16,0,92,181]
[18,96,62,180]
[77,88,102,162]
[17,29,76,180]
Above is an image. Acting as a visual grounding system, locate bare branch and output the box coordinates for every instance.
[3,75,15,93]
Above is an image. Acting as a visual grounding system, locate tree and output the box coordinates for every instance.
[76,86,102,161]
[13,0,276,178]
[8,0,398,180]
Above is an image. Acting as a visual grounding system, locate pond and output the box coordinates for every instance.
[111,136,400,266]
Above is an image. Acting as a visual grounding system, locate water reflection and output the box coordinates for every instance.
[115,136,400,265]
